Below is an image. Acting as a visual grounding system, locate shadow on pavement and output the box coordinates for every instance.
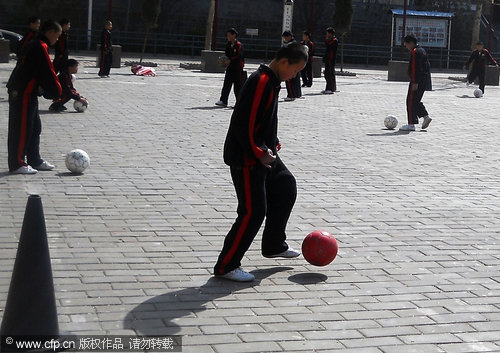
[366,129,411,136]
[186,106,227,111]
[56,172,83,177]
[288,272,328,285]
[302,92,327,96]
[123,266,293,335]
[39,110,83,115]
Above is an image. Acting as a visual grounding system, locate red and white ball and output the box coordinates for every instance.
[302,230,338,266]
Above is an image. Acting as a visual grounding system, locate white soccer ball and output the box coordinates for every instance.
[384,115,398,130]
[65,149,90,173]
[74,100,87,112]
[473,88,483,98]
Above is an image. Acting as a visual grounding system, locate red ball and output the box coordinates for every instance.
[302,230,338,266]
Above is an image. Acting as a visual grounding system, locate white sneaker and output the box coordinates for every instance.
[216,267,255,282]
[34,161,55,171]
[284,97,295,101]
[399,124,415,131]
[263,247,301,259]
[11,165,38,174]
[321,90,334,94]
[421,116,432,129]
[215,100,227,107]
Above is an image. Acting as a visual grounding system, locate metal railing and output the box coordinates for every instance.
[2,25,496,70]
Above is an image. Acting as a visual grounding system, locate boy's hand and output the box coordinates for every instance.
[79,97,88,106]
[259,150,276,169]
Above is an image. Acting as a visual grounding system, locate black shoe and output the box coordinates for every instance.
[49,105,64,112]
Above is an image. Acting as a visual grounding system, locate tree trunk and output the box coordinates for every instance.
[340,33,345,73]
[472,0,483,49]
[140,27,150,64]
[205,0,216,50]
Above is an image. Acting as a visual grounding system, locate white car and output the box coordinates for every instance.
[0,29,23,54]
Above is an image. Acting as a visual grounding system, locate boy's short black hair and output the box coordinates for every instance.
[59,18,70,26]
[476,41,484,46]
[275,41,308,65]
[40,20,62,34]
[227,28,238,36]
[104,20,112,26]
[282,30,293,37]
[28,16,40,24]
[326,27,335,35]
[404,34,418,44]
[66,58,78,67]
[303,30,311,37]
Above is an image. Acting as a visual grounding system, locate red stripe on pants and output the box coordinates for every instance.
[219,167,252,274]
[17,80,36,165]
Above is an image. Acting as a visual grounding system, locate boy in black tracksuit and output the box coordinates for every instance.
[463,41,498,94]
[300,31,314,87]
[323,27,338,94]
[49,59,88,112]
[17,16,40,58]
[7,20,62,174]
[216,28,244,107]
[53,18,71,74]
[98,20,113,77]
[282,31,302,101]
[214,43,308,282]
[400,34,432,132]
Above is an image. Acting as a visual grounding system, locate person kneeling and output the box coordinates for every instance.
[50,58,88,112]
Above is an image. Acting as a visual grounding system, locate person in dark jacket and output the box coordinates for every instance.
[53,18,71,74]
[322,27,338,94]
[300,30,314,87]
[17,16,40,58]
[213,42,308,282]
[7,20,62,174]
[463,41,498,94]
[215,28,245,107]
[400,34,432,131]
[282,30,302,101]
[49,59,88,112]
[98,20,113,77]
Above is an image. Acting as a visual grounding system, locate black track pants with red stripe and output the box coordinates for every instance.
[301,61,313,87]
[214,156,297,275]
[468,67,486,92]
[285,73,302,98]
[220,64,243,105]
[325,60,336,92]
[8,92,43,171]
[406,83,428,125]
[98,51,112,76]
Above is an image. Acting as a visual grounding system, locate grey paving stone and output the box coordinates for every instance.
[1,55,500,352]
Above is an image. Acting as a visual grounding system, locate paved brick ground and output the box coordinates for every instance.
[1,53,500,353]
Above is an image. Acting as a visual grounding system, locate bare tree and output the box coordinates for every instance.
[472,0,484,49]
[205,0,216,50]
[334,0,353,72]
[140,0,162,63]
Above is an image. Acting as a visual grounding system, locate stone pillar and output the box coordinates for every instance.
[388,60,409,82]
[473,65,499,86]
[201,50,226,73]
[313,56,322,78]
[0,39,10,63]
[96,44,122,68]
